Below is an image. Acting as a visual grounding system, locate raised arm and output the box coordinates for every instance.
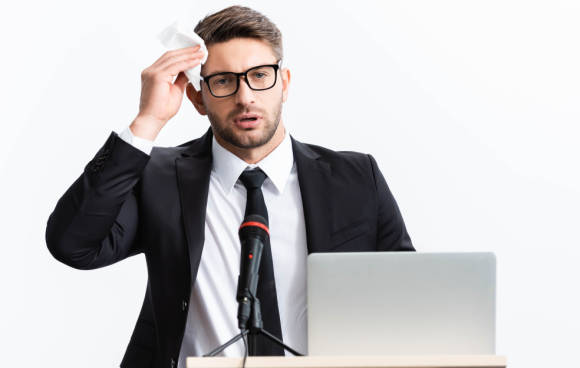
[46,44,206,269]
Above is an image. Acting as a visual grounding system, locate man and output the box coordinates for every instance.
[45,5,414,368]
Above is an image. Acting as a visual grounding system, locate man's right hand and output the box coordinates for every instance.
[130,45,206,141]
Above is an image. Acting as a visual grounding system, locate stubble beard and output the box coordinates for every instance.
[208,99,283,149]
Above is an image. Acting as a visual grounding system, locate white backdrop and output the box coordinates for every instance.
[1,0,578,367]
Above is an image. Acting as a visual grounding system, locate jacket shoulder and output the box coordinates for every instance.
[295,140,373,175]
[307,142,369,160]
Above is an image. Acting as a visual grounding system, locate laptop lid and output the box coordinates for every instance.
[307,252,496,355]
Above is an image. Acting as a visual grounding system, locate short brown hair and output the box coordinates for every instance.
[194,5,283,62]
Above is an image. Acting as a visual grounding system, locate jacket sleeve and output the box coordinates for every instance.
[45,131,151,270]
[368,154,415,252]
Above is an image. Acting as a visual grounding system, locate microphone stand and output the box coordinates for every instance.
[203,294,303,357]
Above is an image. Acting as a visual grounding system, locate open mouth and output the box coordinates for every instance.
[234,115,261,128]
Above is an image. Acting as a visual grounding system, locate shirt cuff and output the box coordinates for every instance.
[118,126,154,155]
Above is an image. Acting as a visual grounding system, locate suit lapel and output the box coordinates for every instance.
[175,130,335,284]
[175,128,213,284]
[291,136,334,254]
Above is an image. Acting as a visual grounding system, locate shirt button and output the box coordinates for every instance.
[182,300,188,311]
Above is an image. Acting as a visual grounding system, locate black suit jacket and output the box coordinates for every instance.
[45,127,414,368]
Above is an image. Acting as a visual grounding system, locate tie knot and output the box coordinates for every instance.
[239,168,267,190]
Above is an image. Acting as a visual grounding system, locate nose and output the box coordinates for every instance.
[234,75,255,105]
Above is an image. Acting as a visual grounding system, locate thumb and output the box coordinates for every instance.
[173,71,190,93]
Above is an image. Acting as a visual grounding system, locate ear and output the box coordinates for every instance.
[281,67,291,102]
[186,83,207,115]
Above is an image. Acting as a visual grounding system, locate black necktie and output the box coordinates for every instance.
[239,168,284,356]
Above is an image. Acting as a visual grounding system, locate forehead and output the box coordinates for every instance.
[202,38,278,75]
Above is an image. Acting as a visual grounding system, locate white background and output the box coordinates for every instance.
[1,0,578,367]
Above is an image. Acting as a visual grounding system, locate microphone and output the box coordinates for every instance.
[236,214,269,331]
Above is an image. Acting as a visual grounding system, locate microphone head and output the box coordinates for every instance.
[239,214,269,237]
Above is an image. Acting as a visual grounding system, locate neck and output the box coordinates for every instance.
[215,121,286,164]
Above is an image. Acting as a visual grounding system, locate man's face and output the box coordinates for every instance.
[187,37,290,149]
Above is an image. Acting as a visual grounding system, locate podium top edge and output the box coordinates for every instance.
[186,355,508,368]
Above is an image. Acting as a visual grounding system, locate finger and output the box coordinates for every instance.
[177,44,201,52]
[154,50,205,72]
[150,46,203,68]
[161,56,204,78]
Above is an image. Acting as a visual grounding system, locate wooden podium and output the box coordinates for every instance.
[186,355,507,367]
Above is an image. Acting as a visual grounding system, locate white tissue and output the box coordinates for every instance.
[157,19,209,91]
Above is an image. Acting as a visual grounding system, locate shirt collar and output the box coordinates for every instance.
[211,128,294,196]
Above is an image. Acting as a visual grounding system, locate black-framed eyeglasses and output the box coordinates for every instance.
[200,61,281,98]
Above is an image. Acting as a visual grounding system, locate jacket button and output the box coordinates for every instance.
[170,358,176,368]
[182,300,188,311]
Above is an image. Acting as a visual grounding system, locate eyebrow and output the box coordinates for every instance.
[203,61,280,77]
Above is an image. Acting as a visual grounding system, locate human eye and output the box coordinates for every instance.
[251,68,271,79]
[211,74,233,86]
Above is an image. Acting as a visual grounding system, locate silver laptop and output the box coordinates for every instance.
[307,252,496,355]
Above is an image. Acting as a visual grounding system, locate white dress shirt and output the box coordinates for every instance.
[118,126,308,366]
